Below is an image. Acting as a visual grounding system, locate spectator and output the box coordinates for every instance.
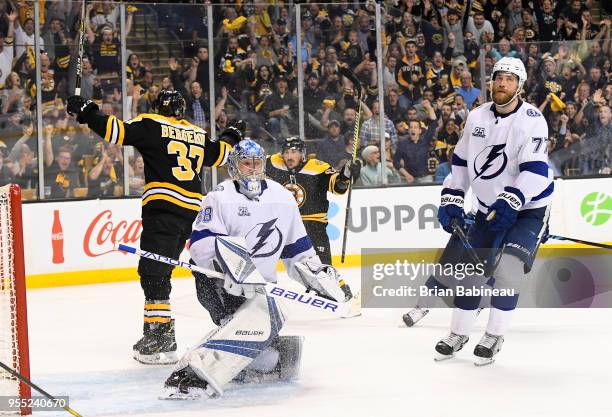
[0,146,14,186]
[466,11,494,46]
[360,144,400,187]
[1,72,24,114]
[0,10,16,86]
[384,86,407,124]
[12,143,37,190]
[129,154,145,195]
[535,55,564,111]
[43,145,78,199]
[14,17,44,60]
[185,81,207,129]
[88,147,120,197]
[456,70,481,109]
[505,0,523,33]
[316,120,345,169]
[262,75,297,139]
[255,35,277,67]
[127,53,147,83]
[360,100,398,151]
[90,0,120,32]
[393,100,437,184]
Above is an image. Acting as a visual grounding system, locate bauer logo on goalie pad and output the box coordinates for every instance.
[269,286,338,312]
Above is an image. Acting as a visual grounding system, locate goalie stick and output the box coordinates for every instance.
[0,361,83,417]
[115,243,360,317]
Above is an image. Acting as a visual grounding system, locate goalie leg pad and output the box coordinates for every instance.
[233,335,304,384]
[170,291,285,397]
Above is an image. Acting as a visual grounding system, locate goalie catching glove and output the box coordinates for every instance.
[293,257,351,303]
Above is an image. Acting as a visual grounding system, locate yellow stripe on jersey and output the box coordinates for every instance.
[104,116,114,142]
[117,118,125,145]
[270,153,288,170]
[143,316,171,324]
[302,213,328,223]
[302,158,331,175]
[144,303,171,310]
[212,141,232,167]
[144,182,203,199]
[328,172,339,193]
[142,194,201,212]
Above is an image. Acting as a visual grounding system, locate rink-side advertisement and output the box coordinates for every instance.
[22,178,611,288]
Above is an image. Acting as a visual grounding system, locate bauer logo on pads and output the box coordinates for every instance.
[214,236,267,285]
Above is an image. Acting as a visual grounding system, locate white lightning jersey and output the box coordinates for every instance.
[444,100,553,213]
[190,179,316,283]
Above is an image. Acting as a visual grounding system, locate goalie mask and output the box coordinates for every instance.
[228,139,266,199]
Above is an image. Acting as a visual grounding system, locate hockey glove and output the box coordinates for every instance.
[338,159,362,182]
[486,187,524,233]
[219,119,246,145]
[293,258,347,303]
[67,95,99,124]
[437,188,465,234]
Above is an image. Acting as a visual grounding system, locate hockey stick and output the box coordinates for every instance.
[74,0,87,95]
[545,234,612,250]
[486,210,611,249]
[340,97,363,263]
[115,243,349,315]
[0,360,83,417]
[451,220,485,266]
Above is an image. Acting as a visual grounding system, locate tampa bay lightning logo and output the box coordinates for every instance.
[474,144,508,180]
[246,219,283,258]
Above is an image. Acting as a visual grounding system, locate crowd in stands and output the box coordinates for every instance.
[0,0,610,199]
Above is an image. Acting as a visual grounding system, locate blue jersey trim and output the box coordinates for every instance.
[452,153,468,167]
[280,235,313,259]
[519,161,549,177]
[191,229,227,245]
[531,182,554,201]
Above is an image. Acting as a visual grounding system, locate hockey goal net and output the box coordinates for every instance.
[0,184,31,415]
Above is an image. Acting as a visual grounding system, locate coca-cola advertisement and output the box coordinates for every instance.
[83,210,142,257]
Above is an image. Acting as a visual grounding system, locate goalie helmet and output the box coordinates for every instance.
[228,139,266,199]
[490,57,527,108]
[155,90,186,119]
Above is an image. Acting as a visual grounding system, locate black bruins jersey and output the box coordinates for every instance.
[266,153,349,224]
[86,112,231,219]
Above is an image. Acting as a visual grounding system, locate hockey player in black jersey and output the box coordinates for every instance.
[266,136,360,301]
[67,90,245,364]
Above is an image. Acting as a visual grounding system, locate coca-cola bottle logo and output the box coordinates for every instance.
[83,210,142,257]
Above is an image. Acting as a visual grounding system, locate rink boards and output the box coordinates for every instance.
[21,177,612,288]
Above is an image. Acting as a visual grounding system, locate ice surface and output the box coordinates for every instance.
[26,268,612,417]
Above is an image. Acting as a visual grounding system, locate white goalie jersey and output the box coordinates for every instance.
[444,100,553,213]
[190,179,317,282]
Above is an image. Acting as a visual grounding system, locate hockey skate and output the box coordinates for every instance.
[473,332,504,366]
[133,320,178,365]
[434,332,469,361]
[402,307,430,327]
[160,365,219,400]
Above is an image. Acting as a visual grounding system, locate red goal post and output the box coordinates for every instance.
[0,184,31,415]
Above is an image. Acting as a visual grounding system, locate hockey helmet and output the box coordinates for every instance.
[155,90,186,119]
[281,136,306,161]
[491,57,527,107]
